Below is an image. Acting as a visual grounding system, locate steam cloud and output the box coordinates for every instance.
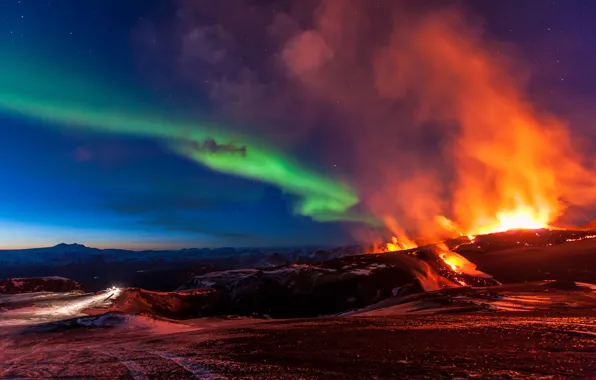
[140,0,596,241]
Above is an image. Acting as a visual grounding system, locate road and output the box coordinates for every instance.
[0,288,120,326]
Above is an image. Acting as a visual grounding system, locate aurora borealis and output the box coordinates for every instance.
[0,2,367,248]
[0,57,363,224]
[0,53,370,247]
[0,1,377,249]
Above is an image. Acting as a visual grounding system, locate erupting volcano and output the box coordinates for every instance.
[2,0,596,378]
[363,8,596,255]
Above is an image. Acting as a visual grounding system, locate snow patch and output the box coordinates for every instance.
[77,313,128,327]
[0,287,120,326]
[350,269,373,276]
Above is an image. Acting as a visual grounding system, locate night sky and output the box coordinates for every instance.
[1,0,596,250]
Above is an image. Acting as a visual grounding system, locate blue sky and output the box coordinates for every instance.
[0,0,354,249]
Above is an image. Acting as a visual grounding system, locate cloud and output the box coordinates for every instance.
[181,25,232,65]
[130,0,596,240]
[282,31,334,76]
[134,0,456,238]
[185,138,246,156]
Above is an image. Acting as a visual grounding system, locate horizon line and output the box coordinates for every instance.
[0,241,356,252]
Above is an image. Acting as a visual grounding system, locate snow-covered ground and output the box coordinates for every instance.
[0,287,120,326]
[343,280,596,316]
[1,310,594,379]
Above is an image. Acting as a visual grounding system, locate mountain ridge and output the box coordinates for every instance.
[0,242,364,268]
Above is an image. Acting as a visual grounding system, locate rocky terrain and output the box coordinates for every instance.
[1,228,596,378]
[0,243,364,269]
[0,243,365,292]
[173,246,498,318]
[452,229,596,284]
[1,307,594,379]
[0,276,84,294]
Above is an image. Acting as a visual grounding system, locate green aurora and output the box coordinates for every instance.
[0,55,372,224]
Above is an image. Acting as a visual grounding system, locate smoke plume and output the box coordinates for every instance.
[137,0,596,240]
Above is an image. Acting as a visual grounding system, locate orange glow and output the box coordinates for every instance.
[368,8,596,243]
[385,236,417,251]
[437,247,492,283]
[274,2,596,245]
[380,216,418,251]
[439,253,458,272]
[438,203,550,237]
[474,206,550,235]
[423,13,566,238]
[438,252,469,286]
[369,235,417,253]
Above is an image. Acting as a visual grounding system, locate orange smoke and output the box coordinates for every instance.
[279,1,596,240]
[383,216,417,249]
[373,8,596,238]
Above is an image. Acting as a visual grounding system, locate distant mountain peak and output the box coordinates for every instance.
[53,243,88,249]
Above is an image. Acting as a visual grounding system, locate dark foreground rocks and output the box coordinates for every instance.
[451,228,596,254]
[106,229,596,320]
[0,276,84,294]
[164,249,498,319]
